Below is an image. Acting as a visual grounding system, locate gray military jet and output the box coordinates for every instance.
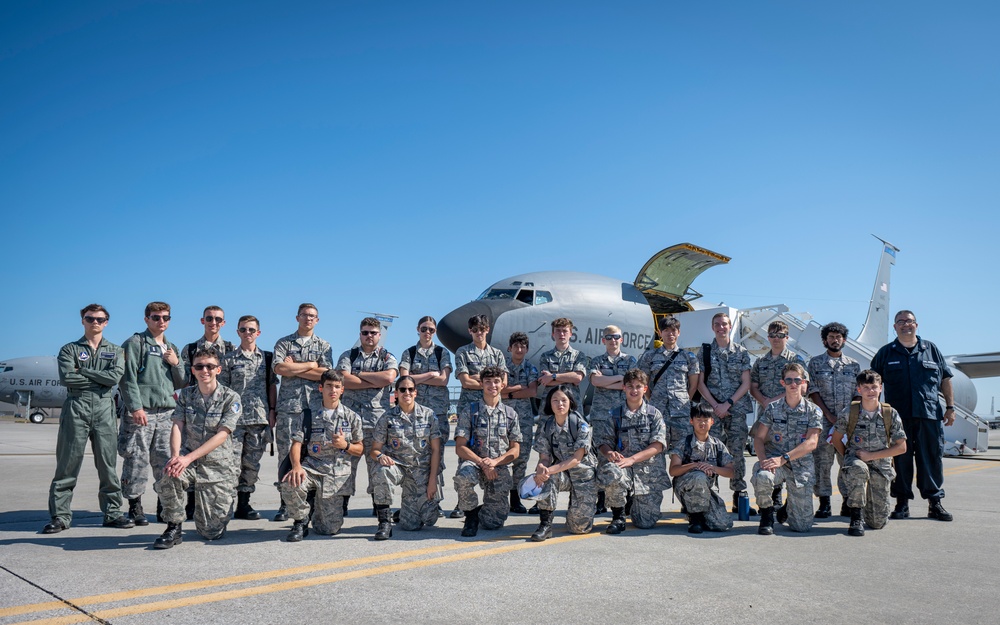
[0,356,65,423]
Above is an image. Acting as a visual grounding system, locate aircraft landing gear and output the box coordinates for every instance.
[28,411,46,424]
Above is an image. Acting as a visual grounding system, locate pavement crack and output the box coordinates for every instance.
[0,564,113,624]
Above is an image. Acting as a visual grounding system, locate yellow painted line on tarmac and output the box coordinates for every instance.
[944,463,997,476]
[10,532,599,625]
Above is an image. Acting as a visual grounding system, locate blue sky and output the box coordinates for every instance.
[2,1,998,412]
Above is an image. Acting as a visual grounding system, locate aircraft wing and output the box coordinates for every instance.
[634,243,731,313]
[948,352,1000,379]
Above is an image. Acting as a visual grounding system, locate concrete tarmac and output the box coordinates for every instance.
[1,418,998,625]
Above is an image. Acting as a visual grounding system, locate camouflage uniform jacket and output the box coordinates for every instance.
[182,336,235,385]
[505,356,538,419]
[219,347,275,426]
[537,346,589,405]
[399,344,452,417]
[701,340,752,416]
[273,332,332,414]
[455,400,522,460]
[834,404,906,471]
[337,346,399,429]
[758,397,823,485]
[807,353,862,418]
[636,346,700,419]
[588,351,638,419]
[534,412,597,468]
[294,403,363,477]
[173,384,241,482]
[373,403,440,468]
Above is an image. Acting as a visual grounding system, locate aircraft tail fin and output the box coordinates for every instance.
[856,236,900,349]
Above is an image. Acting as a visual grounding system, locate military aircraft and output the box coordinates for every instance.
[0,356,65,423]
[438,239,998,454]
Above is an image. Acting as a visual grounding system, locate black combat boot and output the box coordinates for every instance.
[129,497,149,527]
[286,519,309,542]
[776,503,788,524]
[510,489,527,514]
[889,497,909,520]
[772,486,783,508]
[374,505,393,540]
[461,505,481,537]
[624,494,634,516]
[154,522,183,549]
[184,492,195,521]
[449,506,464,519]
[342,495,349,517]
[235,492,261,520]
[595,491,607,515]
[928,497,953,522]
[273,502,289,522]
[840,499,850,517]
[848,507,865,536]
[606,507,626,535]
[758,507,775,536]
[815,496,832,519]
[687,512,705,535]
[530,509,553,542]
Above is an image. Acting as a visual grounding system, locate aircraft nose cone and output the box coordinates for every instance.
[438,301,498,353]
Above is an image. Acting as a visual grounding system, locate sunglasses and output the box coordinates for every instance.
[204,316,225,323]
[361,330,380,336]
[397,387,417,394]
[604,334,622,341]
[148,314,171,322]
[783,377,805,385]
[768,333,788,339]
[419,327,436,334]
[238,327,258,334]
[84,316,108,324]
[192,363,218,371]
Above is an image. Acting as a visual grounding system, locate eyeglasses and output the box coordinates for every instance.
[148,314,171,322]
[204,316,224,323]
[84,316,108,324]
[397,387,417,394]
[238,327,258,334]
[604,334,622,341]
[783,377,805,385]
[192,363,218,371]
[361,330,380,336]
[419,327,436,334]
[895,319,916,326]
[768,333,788,339]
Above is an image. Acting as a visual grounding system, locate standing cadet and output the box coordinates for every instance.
[596,369,669,534]
[537,318,589,407]
[370,376,442,539]
[870,310,955,522]
[832,370,907,536]
[751,363,822,535]
[219,315,276,521]
[453,366,521,537]
[749,320,805,512]
[669,403,735,534]
[280,370,364,541]
[505,332,538,514]
[398,316,452,516]
[119,301,186,526]
[44,304,133,533]
[697,312,753,513]
[806,322,861,518]
[181,306,235,386]
[154,348,241,549]
[531,385,598,541]
[337,317,398,514]
[637,316,700,452]
[453,314,507,518]
[271,303,332,522]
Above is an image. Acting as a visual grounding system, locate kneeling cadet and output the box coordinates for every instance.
[668,402,735,533]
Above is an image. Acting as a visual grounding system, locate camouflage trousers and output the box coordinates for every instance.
[510,415,536,485]
[841,458,895,530]
[537,465,597,535]
[118,408,173,500]
[752,462,814,532]
[713,415,749,492]
[156,470,232,540]
[371,462,441,531]
[667,417,693,455]
[672,471,733,531]
[812,438,845,497]
[454,461,512,530]
[597,462,666,529]
[280,469,351,535]
[348,430,376,498]
[232,424,270,493]
[274,410,298,477]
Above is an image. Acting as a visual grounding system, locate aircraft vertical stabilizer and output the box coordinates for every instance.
[856,236,900,349]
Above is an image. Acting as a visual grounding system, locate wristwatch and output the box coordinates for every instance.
[781,453,791,463]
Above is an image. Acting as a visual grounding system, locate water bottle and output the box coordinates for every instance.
[737,491,750,521]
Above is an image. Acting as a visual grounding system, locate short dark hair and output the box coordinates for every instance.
[298,303,318,315]
[395,375,416,390]
[691,402,715,420]
[509,332,529,348]
[468,314,490,330]
[238,315,260,329]
[192,347,221,364]
[360,317,381,330]
[658,316,680,331]
[894,310,916,323]
[145,301,170,317]
[80,304,109,321]
[551,317,574,330]
[622,369,648,386]
[782,362,807,379]
[320,369,344,385]
[480,365,505,382]
[856,370,882,386]
[543,385,579,416]
[821,322,849,341]
[203,305,224,317]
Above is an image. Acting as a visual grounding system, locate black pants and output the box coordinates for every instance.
[891,418,944,501]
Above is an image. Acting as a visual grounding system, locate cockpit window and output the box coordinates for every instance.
[535,291,553,305]
[516,289,534,305]
[1,366,11,372]
[478,288,520,301]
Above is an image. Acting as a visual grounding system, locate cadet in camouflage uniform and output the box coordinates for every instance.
[596,370,669,533]
[751,363,822,535]
[749,320,805,512]
[588,325,638,420]
[271,303,332,521]
[398,316,452,514]
[807,322,861,518]
[454,314,508,415]
[454,366,521,536]
[119,301,186,526]
[181,305,235,386]
[537,317,589,407]
[531,385,598,541]
[505,332,539,513]
[668,402,735,533]
[370,376,442,538]
[637,316,700,451]
[44,304,133,534]
[337,317,398,506]
[697,312,753,510]
[219,315,276,521]
[832,370,907,536]
[153,348,241,549]
[280,370,364,541]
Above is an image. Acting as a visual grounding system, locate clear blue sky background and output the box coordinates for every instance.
[2,1,998,412]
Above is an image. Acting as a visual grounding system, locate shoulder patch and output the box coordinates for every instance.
[579,421,590,433]
[231,402,241,414]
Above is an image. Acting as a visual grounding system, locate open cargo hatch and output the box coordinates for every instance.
[633,243,731,313]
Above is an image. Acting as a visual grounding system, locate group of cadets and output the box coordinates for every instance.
[44,301,952,548]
